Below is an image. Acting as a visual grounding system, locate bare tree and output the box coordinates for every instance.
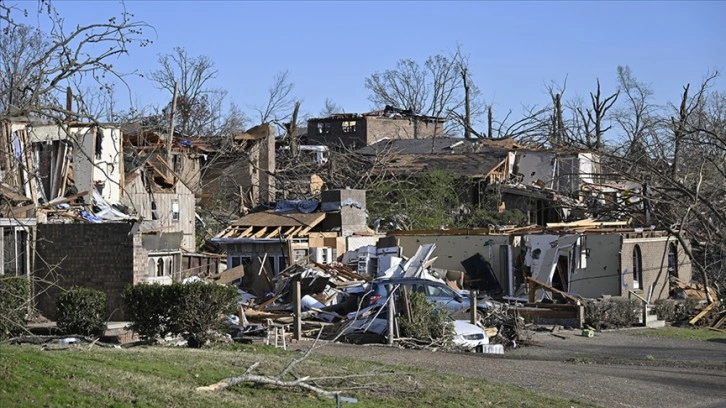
[255,70,295,124]
[572,79,619,149]
[365,48,482,138]
[600,71,725,301]
[149,47,230,136]
[614,65,661,159]
[0,1,151,120]
[319,98,343,117]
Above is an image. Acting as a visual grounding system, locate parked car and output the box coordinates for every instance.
[363,277,491,314]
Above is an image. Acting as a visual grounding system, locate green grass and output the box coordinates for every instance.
[0,343,596,407]
[631,326,726,342]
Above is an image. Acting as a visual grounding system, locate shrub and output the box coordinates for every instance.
[123,283,175,339]
[56,287,107,337]
[654,298,706,326]
[122,282,238,347]
[397,291,454,345]
[168,282,239,348]
[584,298,641,330]
[0,277,30,340]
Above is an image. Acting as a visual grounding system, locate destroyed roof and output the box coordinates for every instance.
[368,152,509,178]
[356,137,522,157]
[356,138,476,155]
[214,210,327,241]
[310,105,445,123]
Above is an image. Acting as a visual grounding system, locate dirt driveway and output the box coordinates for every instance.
[310,328,726,408]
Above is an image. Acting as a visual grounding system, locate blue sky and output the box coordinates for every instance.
[18,1,726,127]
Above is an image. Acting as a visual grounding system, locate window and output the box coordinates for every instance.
[147,259,156,277]
[230,256,252,269]
[342,120,357,133]
[172,154,182,173]
[1,227,27,276]
[667,243,678,277]
[172,200,180,222]
[316,122,331,135]
[632,245,643,290]
[157,258,165,277]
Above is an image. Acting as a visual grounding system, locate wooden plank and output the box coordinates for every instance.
[689,300,720,325]
[39,190,88,208]
[252,227,268,238]
[526,276,580,304]
[264,226,282,239]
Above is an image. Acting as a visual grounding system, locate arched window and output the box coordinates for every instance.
[667,243,678,277]
[147,259,156,277]
[157,258,165,277]
[632,245,643,290]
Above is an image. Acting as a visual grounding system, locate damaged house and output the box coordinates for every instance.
[212,189,372,292]
[306,106,447,150]
[357,138,620,227]
[198,123,277,214]
[0,118,221,320]
[391,223,692,303]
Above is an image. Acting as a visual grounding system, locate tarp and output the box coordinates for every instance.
[275,200,319,214]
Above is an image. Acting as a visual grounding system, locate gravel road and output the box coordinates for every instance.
[309,328,726,408]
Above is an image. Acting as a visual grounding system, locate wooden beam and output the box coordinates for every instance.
[39,190,89,208]
[252,227,268,238]
[689,300,720,325]
[265,226,282,239]
[526,276,580,304]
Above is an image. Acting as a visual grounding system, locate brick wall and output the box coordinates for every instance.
[307,116,444,149]
[34,223,136,321]
[621,237,692,300]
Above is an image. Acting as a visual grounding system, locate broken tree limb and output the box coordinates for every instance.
[196,362,260,391]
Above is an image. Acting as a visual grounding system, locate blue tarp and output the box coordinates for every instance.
[275,200,320,214]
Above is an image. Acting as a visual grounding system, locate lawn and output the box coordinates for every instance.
[630,326,726,342]
[0,342,593,407]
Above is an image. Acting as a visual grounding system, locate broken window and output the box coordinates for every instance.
[632,245,643,290]
[230,256,252,269]
[316,122,331,135]
[172,154,182,173]
[342,120,357,133]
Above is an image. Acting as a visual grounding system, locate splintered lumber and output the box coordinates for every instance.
[242,308,292,322]
[689,300,721,325]
[526,276,580,305]
[255,293,284,310]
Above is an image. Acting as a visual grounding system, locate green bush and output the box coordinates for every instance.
[123,283,175,339]
[168,282,239,348]
[397,291,453,345]
[584,298,641,330]
[0,277,30,340]
[123,282,238,347]
[56,287,107,337]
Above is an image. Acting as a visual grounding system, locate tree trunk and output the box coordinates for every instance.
[287,101,301,157]
[462,67,471,140]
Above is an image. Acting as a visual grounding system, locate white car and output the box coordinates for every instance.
[340,311,492,352]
